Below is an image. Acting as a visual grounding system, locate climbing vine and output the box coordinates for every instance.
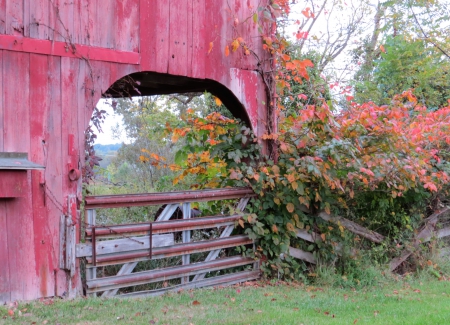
[161,0,450,278]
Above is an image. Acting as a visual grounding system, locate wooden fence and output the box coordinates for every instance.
[288,207,450,272]
[76,188,259,298]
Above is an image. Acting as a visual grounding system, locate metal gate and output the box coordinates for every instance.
[75,188,259,298]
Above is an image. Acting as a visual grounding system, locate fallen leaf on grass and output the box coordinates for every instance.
[413,289,421,293]
[192,300,201,306]
[271,298,276,301]
[353,319,358,324]
[7,310,14,316]
[293,308,299,311]
[374,310,379,317]
[344,294,349,301]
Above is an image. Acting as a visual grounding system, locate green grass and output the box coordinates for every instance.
[2,278,450,325]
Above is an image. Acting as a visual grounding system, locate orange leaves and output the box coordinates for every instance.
[286,203,295,213]
[214,96,222,106]
[208,42,214,54]
[380,44,386,53]
[225,45,230,57]
[301,7,314,18]
[285,59,314,80]
[231,39,240,52]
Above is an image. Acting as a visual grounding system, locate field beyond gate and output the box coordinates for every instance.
[76,188,260,298]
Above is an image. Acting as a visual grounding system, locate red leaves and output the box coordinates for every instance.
[301,7,314,18]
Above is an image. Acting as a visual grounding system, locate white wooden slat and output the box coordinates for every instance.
[76,234,174,257]
[59,215,66,269]
[101,262,139,297]
[156,204,179,221]
[289,247,316,264]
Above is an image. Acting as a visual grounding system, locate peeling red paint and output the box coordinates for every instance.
[0,0,271,303]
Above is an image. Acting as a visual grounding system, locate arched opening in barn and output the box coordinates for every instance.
[86,71,254,197]
[81,72,258,296]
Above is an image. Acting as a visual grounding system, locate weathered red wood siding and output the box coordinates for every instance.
[0,0,270,303]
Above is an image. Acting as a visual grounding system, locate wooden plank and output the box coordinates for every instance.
[191,0,206,79]
[141,0,169,72]
[389,207,449,272]
[53,0,74,43]
[168,0,189,76]
[437,227,450,239]
[0,200,9,304]
[73,0,90,46]
[29,0,50,39]
[95,0,115,48]
[0,35,141,64]
[30,53,55,298]
[76,234,174,258]
[46,55,67,297]
[65,217,76,278]
[289,247,316,264]
[296,229,321,243]
[155,204,179,221]
[5,0,24,36]
[0,50,7,304]
[0,50,3,150]
[115,0,140,52]
[318,211,385,244]
[0,0,5,34]
[3,50,38,301]
[59,215,66,269]
[60,57,79,212]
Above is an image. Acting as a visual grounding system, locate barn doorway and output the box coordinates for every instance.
[77,72,259,297]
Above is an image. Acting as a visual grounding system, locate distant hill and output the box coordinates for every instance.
[94,143,122,168]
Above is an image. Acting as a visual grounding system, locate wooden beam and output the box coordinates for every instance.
[389,207,450,272]
[75,234,174,258]
[318,211,385,244]
[0,35,140,64]
[289,247,316,264]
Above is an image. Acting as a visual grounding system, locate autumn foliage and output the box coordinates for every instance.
[163,0,450,277]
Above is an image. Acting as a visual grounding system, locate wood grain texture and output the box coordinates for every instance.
[5,0,24,36]
[142,0,170,72]
[29,0,49,39]
[30,53,54,298]
[3,50,39,301]
[0,0,6,34]
[169,0,189,76]
[115,0,140,52]
[0,49,9,302]
[0,0,270,302]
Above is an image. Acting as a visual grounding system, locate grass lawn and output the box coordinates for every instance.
[1,278,450,325]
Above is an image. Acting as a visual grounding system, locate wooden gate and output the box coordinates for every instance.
[75,188,259,298]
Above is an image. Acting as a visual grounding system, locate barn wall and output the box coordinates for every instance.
[0,0,270,303]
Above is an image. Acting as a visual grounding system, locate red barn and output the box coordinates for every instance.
[0,0,271,303]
